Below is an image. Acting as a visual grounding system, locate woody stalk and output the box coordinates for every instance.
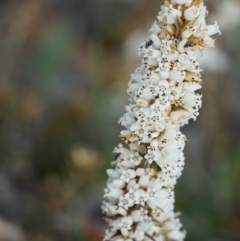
[102,0,220,240]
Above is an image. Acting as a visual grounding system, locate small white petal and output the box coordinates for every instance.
[139,175,150,187]
[206,21,221,36]
[177,39,187,53]
[112,179,126,189]
[151,34,161,48]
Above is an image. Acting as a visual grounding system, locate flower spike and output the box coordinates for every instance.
[102,1,220,241]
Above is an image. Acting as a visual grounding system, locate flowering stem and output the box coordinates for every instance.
[102,1,220,241]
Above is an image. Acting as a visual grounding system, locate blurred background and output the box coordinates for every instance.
[0,0,239,240]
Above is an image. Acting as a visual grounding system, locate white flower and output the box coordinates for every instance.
[130,227,145,241]
[169,68,183,82]
[103,229,118,241]
[177,39,188,53]
[119,194,134,210]
[184,82,202,92]
[104,185,124,200]
[106,169,121,179]
[168,230,186,241]
[170,110,190,125]
[147,72,161,85]
[165,219,186,241]
[119,216,133,237]
[135,189,148,205]
[153,99,168,115]
[182,26,198,39]
[139,174,150,187]
[102,1,220,240]
[149,21,161,34]
[146,46,162,60]
[112,179,126,189]
[184,4,204,21]
[103,203,119,216]
[145,147,162,164]
[206,21,221,36]
[158,5,182,25]
[120,169,136,183]
[151,34,161,48]
[147,188,157,200]
[128,152,142,167]
[127,179,136,191]
[136,168,145,176]
[203,35,215,48]
[111,218,122,232]
[131,208,149,222]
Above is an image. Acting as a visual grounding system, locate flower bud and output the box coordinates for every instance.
[151,34,161,48]
[139,175,150,187]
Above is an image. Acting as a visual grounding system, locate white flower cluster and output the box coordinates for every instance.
[102,1,220,241]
